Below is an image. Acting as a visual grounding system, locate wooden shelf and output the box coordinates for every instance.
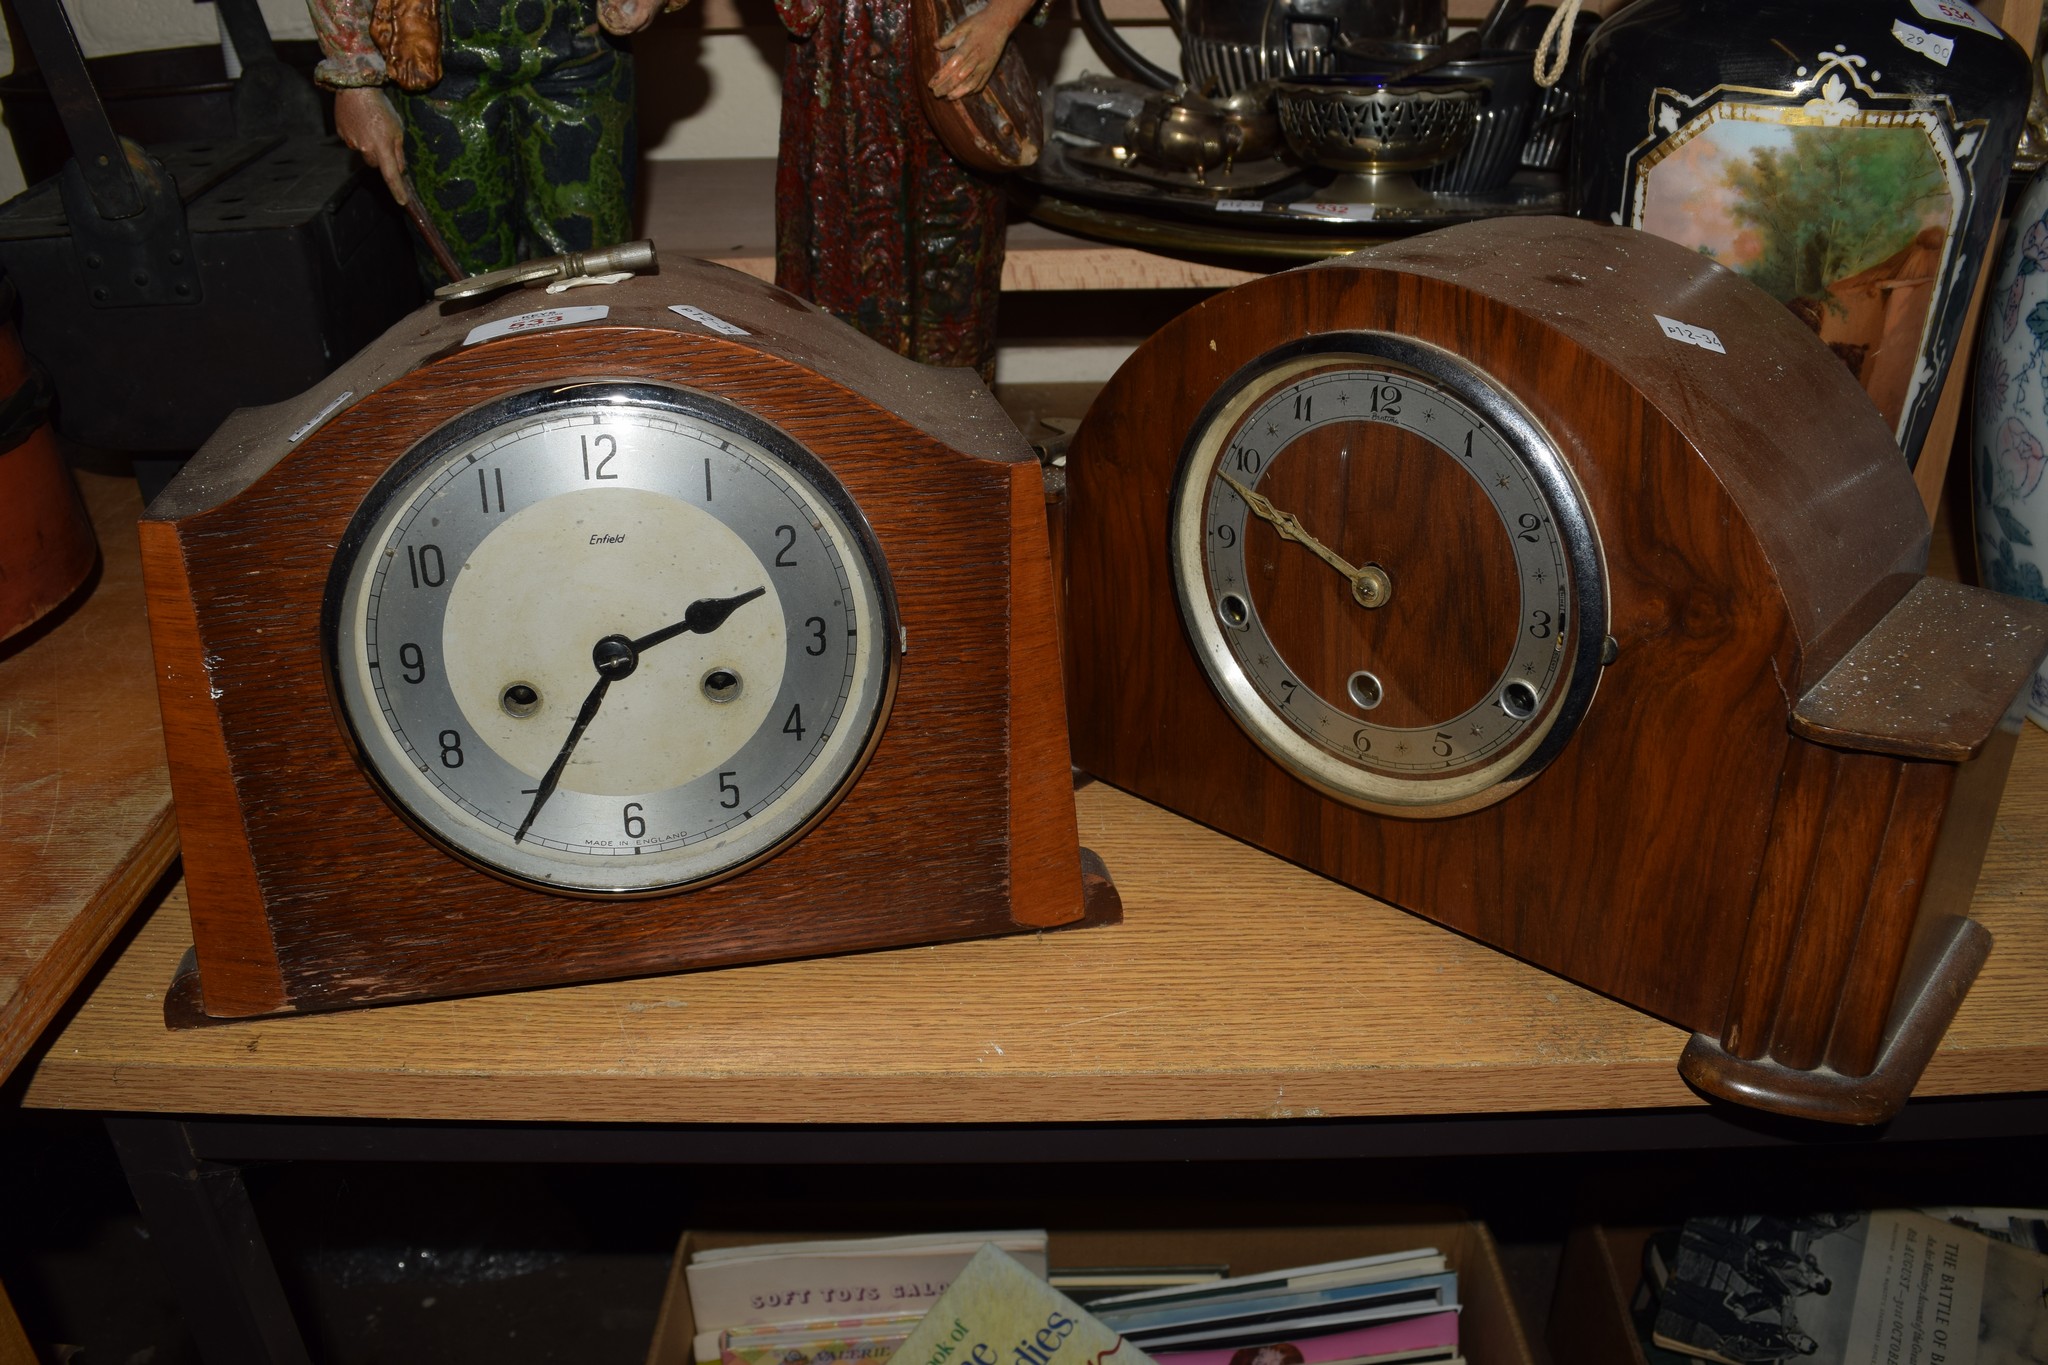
[18,720,2048,1124]
[9,408,2047,1133]
[646,158,1264,292]
[0,473,175,1087]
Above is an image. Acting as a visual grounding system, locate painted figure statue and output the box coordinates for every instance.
[308,0,666,278]
[775,0,1042,379]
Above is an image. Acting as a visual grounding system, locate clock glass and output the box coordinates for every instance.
[1170,335,1607,816]
[328,382,898,894]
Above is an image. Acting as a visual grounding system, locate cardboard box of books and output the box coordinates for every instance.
[646,1224,1534,1365]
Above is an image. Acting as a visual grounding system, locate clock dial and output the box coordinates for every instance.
[329,383,897,894]
[1170,336,1606,816]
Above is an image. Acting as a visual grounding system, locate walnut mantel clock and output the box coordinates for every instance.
[143,257,1111,1019]
[1062,216,2048,1124]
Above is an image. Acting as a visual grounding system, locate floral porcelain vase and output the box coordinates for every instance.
[1974,167,2048,727]
[1572,0,2031,470]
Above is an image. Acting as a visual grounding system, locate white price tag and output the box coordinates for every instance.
[669,303,750,336]
[288,389,353,443]
[1654,313,1726,354]
[1908,0,1999,35]
[464,304,609,347]
[1214,199,1265,213]
[1288,201,1377,221]
[1893,18,1956,64]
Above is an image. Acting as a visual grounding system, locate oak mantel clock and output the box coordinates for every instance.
[1062,216,2048,1124]
[144,256,1110,1019]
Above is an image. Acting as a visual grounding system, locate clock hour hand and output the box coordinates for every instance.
[1217,472,1391,609]
[630,586,767,652]
[512,588,768,844]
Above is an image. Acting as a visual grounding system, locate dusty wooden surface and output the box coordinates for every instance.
[17,714,2048,1123]
[645,159,1263,292]
[0,473,175,1085]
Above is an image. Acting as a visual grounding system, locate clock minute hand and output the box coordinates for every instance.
[513,588,769,844]
[630,586,767,652]
[514,671,615,844]
[1217,472,1392,609]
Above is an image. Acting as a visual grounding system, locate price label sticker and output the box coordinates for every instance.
[1655,314,1726,354]
[1288,201,1377,221]
[1908,0,1999,35]
[669,303,750,336]
[288,389,354,443]
[464,304,609,347]
[1893,18,1957,64]
[1215,199,1266,213]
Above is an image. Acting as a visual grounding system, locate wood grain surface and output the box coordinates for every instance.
[16,718,2048,1123]
[0,473,176,1085]
[1065,222,1832,1034]
[151,275,1086,1015]
[1059,218,2047,1119]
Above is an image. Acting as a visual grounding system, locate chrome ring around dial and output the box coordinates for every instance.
[1170,333,1607,817]
[325,382,899,895]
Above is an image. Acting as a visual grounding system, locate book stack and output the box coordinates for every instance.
[686,1232,1051,1365]
[1086,1248,1464,1365]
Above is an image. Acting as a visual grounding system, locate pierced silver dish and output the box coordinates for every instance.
[1274,73,1487,206]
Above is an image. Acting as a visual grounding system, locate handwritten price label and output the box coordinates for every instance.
[464,304,609,347]
[669,303,750,336]
[1893,17,1957,63]
[1908,0,1998,35]
[1654,314,1726,355]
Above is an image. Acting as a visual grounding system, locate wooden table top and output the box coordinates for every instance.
[0,473,175,1087]
[19,716,2048,1124]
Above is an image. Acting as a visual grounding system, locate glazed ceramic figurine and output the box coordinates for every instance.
[309,0,664,279]
[774,0,1042,380]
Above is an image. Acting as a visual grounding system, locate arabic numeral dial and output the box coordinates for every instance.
[1172,349,1601,817]
[330,386,900,895]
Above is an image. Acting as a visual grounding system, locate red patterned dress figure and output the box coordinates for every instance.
[774,0,1039,381]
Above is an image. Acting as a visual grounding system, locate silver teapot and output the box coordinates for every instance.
[1124,83,1285,177]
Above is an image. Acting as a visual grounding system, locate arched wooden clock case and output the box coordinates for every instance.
[143,257,1110,1019]
[1061,216,2048,1124]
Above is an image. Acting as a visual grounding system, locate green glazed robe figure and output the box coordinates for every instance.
[309,0,660,279]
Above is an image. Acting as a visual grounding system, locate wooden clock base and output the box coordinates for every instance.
[159,848,1122,1028]
[1679,915,1992,1125]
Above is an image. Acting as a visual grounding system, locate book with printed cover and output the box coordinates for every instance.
[886,1244,1149,1365]
[1649,1210,2048,1365]
[687,1232,1050,1336]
